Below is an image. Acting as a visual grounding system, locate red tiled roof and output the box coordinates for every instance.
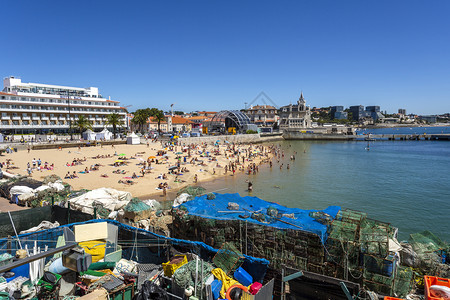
[189,116,208,120]
[171,116,193,124]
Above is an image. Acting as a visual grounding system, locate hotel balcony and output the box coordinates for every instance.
[22,116,31,120]
[41,116,49,120]
[58,117,66,120]
[1,116,11,120]
[32,116,40,120]
[12,116,21,120]
[0,124,71,129]
[50,117,58,120]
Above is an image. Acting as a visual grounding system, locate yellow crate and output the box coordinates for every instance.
[78,240,106,263]
[162,255,188,277]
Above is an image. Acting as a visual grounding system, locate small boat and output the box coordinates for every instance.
[364,133,376,141]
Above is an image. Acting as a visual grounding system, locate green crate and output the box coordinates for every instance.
[110,283,135,300]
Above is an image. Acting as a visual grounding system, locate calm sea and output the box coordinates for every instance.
[201,126,450,242]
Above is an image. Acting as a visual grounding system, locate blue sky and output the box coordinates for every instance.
[2,0,449,115]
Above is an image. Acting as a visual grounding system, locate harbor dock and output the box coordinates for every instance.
[357,133,450,141]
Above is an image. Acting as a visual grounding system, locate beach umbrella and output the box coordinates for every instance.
[148,156,156,159]
[216,140,220,143]
[175,152,183,155]
[118,153,126,156]
[168,166,178,170]
[115,160,124,163]
[174,136,179,139]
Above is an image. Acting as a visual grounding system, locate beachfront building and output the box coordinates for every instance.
[0,76,127,134]
[278,92,312,130]
[170,116,193,133]
[148,116,193,133]
[188,115,211,131]
[244,105,279,128]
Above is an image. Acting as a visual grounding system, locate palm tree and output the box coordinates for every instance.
[73,115,92,138]
[132,109,151,133]
[106,113,124,139]
[150,109,166,134]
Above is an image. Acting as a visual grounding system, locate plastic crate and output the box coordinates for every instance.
[425,275,450,300]
[162,255,187,277]
[37,272,62,291]
[234,267,253,286]
[211,279,222,300]
[110,283,135,300]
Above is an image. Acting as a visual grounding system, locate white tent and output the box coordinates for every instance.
[96,128,113,140]
[127,132,140,145]
[82,129,96,140]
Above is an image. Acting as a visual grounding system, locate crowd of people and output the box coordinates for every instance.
[3,137,282,200]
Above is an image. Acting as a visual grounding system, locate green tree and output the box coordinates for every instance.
[106,113,124,139]
[74,115,92,137]
[131,109,151,133]
[150,109,166,133]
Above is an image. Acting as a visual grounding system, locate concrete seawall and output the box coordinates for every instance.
[283,132,356,140]
[178,133,284,144]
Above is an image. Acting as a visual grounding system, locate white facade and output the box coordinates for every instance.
[278,93,312,130]
[0,76,127,134]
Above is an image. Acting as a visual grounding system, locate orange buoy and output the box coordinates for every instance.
[226,284,249,300]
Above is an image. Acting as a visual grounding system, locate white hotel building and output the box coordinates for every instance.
[0,76,127,134]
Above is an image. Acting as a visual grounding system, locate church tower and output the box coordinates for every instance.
[298,92,306,111]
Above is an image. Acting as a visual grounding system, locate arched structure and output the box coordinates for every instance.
[209,110,252,133]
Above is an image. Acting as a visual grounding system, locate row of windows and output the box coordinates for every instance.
[1,120,109,126]
[0,104,122,113]
[6,87,101,99]
[247,110,276,114]
[0,96,118,106]
[1,112,113,119]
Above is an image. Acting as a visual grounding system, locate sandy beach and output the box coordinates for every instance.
[0,140,273,200]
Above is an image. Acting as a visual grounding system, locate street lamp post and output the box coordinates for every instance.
[67,91,73,140]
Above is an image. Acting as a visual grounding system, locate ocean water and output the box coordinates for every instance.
[201,138,450,242]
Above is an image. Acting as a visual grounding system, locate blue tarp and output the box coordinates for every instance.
[180,193,341,242]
